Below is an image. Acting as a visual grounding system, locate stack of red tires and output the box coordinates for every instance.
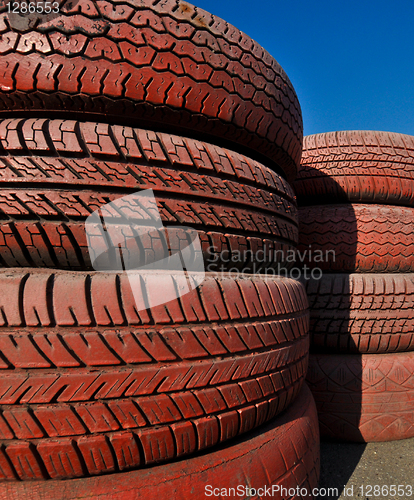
[0,1,320,498]
[295,131,414,442]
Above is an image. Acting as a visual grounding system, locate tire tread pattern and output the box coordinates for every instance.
[0,119,299,270]
[307,352,414,442]
[0,386,319,499]
[304,274,414,353]
[295,130,414,205]
[298,204,414,272]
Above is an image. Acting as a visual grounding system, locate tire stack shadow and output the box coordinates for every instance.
[293,153,363,499]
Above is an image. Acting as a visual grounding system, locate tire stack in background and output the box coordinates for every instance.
[0,1,320,498]
[295,130,414,442]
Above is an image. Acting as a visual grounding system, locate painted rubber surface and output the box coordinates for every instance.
[303,274,414,354]
[298,204,414,272]
[307,352,414,442]
[0,118,298,271]
[0,385,319,499]
[0,270,310,480]
[0,1,302,180]
[295,131,414,206]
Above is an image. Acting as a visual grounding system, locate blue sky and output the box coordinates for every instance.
[192,0,414,137]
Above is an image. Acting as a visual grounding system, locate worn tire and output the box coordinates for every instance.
[303,274,414,354]
[307,352,414,442]
[0,270,310,480]
[0,0,302,180]
[298,204,414,272]
[295,131,414,206]
[0,118,298,271]
[0,385,319,500]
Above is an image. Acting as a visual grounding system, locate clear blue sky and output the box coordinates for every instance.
[193,0,414,137]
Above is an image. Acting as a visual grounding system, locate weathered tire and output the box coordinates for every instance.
[0,1,302,180]
[0,270,310,480]
[0,385,320,500]
[303,274,414,354]
[307,352,414,442]
[0,118,297,272]
[295,131,414,206]
[298,204,414,272]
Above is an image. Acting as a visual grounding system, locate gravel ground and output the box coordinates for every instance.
[318,438,414,499]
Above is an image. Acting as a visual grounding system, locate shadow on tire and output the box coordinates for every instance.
[295,168,365,499]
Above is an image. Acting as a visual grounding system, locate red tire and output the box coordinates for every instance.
[304,274,414,353]
[295,131,414,206]
[0,385,319,500]
[0,118,297,271]
[307,352,414,442]
[298,204,414,272]
[0,270,309,480]
[0,1,302,180]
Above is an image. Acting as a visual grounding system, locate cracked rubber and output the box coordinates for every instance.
[307,352,414,442]
[303,274,414,354]
[0,0,302,181]
[0,118,298,272]
[0,270,310,480]
[295,130,414,206]
[298,204,414,272]
[0,385,319,499]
